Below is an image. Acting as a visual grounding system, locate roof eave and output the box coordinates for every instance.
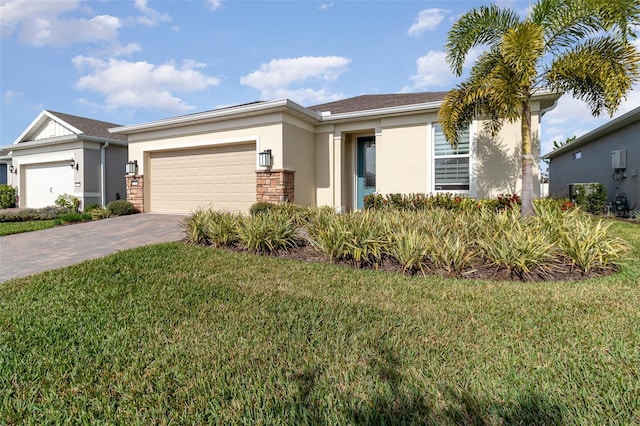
[319,101,444,122]
[2,134,124,151]
[110,99,323,135]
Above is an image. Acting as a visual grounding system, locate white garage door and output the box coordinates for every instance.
[149,143,256,214]
[24,162,76,208]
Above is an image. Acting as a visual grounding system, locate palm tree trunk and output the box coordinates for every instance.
[520,102,535,217]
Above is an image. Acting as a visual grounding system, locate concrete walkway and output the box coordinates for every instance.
[0,214,185,282]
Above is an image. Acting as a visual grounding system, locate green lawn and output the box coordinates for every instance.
[0,219,59,236]
[1,220,639,424]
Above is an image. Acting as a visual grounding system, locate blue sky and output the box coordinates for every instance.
[1,0,639,163]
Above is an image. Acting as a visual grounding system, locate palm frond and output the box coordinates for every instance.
[533,0,640,53]
[501,22,545,87]
[544,37,640,116]
[445,5,521,76]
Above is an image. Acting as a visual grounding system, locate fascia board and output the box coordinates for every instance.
[5,135,80,151]
[110,99,322,135]
[319,101,443,122]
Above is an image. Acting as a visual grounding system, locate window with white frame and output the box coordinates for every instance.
[433,123,470,191]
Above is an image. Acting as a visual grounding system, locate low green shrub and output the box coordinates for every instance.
[573,183,607,214]
[249,202,275,216]
[55,194,80,212]
[0,206,68,222]
[83,203,101,213]
[56,212,91,224]
[364,192,522,212]
[0,184,17,209]
[106,200,137,216]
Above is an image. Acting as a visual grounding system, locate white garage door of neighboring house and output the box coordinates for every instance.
[149,143,256,214]
[24,162,76,208]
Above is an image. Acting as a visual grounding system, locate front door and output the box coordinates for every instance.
[356,136,376,209]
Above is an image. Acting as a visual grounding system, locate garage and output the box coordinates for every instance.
[148,143,256,214]
[24,162,76,208]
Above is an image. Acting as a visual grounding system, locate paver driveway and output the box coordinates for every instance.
[0,214,185,282]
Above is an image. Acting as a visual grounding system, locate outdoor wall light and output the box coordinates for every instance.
[70,158,78,170]
[258,149,273,169]
[125,160,138,175]
[8,165,16,174]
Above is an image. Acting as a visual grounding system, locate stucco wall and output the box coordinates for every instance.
[475,110,542,198]
[282,118,316,206]
[83,148,101,195]
[548,120,640,209]
[314,131,333,208]
[377,115,434,195]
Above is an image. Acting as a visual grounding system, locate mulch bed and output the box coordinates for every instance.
[213,243,615,283]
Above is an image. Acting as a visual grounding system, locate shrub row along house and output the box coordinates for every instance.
[2,91,560,213]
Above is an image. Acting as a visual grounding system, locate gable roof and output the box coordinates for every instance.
[45,111,128,142]
[543,106,640,159]
[308,92,449,114]
[13,110,127,145]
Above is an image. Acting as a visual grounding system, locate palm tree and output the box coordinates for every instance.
[438,0,640,216]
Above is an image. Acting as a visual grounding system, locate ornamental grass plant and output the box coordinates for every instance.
[185,200,632,280]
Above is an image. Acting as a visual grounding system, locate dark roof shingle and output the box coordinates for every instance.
[46,110,127,142]
[307,92,448,115]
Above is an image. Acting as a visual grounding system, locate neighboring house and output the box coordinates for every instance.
[543,106,640,212]
[1,110,128,209]
[111,91,559,214]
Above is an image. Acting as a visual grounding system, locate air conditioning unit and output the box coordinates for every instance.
[612,150,627,170]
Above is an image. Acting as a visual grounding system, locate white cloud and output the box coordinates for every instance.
[24,14,121,46]
[0,0,78,37]
[320,2,334,11]
[403,46,484,92]
[207,0,223,11]
[240,56,350,104]
[107,42,142,57]
[131,0,171,27]
[403,50,452,91]
[0,0,122,46]
[73,56,220,112]
[407,9,447,37]
[3,89,23,103]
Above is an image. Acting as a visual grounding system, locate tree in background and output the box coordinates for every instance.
[438,0,640,216]
[553,135,576,150]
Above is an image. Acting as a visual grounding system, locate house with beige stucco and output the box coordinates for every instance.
[110,91,560,215]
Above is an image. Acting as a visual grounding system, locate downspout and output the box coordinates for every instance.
[100,142,110,206]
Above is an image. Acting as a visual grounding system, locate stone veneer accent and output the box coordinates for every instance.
[256,169,295,204]
[125,175,144,212]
